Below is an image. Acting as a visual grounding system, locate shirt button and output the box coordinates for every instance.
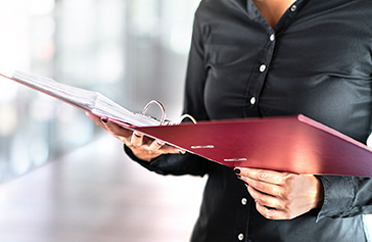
[270,34,275,41]
[259,64,266,72]
[241,197,248,205]
[238,233,244,241]
[250,97,256,105]
[290,5,297,12]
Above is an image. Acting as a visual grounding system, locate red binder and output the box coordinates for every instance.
[135,115,372,177]
[3,70,372,177]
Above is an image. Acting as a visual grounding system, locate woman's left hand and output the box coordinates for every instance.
[234,167,324,220]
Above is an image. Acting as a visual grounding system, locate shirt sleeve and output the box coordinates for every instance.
[124,145,210,176]
[316,175,372,221]
[182,8,209,121]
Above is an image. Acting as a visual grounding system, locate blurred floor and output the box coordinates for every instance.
[0,134,206,242]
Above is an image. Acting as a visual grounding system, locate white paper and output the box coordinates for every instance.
[11,70,161,127]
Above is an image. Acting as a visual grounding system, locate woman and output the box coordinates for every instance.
[87,0,372,241]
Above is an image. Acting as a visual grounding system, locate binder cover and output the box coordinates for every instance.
[135,115,372,177]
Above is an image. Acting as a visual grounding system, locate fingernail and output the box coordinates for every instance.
[179,150,186,154]
[133,131,142,138]
[156,140,165,146]
[233,168,241,175]
[101,118,108,123]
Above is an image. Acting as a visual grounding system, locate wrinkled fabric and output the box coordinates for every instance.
[126,0,372,241]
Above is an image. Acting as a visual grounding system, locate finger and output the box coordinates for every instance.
[85,111,97,121]
[255,202,290,220]
[103,119,133,138]
[148,139,165,151]
[131,131,144,146]
[244,177,283,198]
[86,112,109,130]
[247,185,284,210]
[236,167,286,185]
[160,144,187,154]
[147,140,187,155]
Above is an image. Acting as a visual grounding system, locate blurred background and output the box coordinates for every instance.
[0,0,207,241]
[0,0,200,180]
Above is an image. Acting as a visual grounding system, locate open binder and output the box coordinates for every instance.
[2,70,372,177]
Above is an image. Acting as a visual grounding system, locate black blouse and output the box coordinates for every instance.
[126,0,372,241]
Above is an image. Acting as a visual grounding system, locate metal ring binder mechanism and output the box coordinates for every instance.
[141,100,197,125]
[138,102,247,161]
[176,114,197,125]
[141,100,167,125]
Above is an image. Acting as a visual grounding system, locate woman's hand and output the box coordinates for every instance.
[86,112,185,162]
[234,167,324,220]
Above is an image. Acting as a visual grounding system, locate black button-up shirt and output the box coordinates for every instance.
[126,0,372,241]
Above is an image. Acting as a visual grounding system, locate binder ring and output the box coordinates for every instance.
[176,114,197,124]
[142,100,166,125]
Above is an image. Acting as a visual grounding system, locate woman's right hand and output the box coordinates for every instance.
[86,112,186,162]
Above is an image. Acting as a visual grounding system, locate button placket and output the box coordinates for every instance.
[244,30,276,116]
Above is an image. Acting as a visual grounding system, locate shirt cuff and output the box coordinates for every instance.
[315,175,355,222]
